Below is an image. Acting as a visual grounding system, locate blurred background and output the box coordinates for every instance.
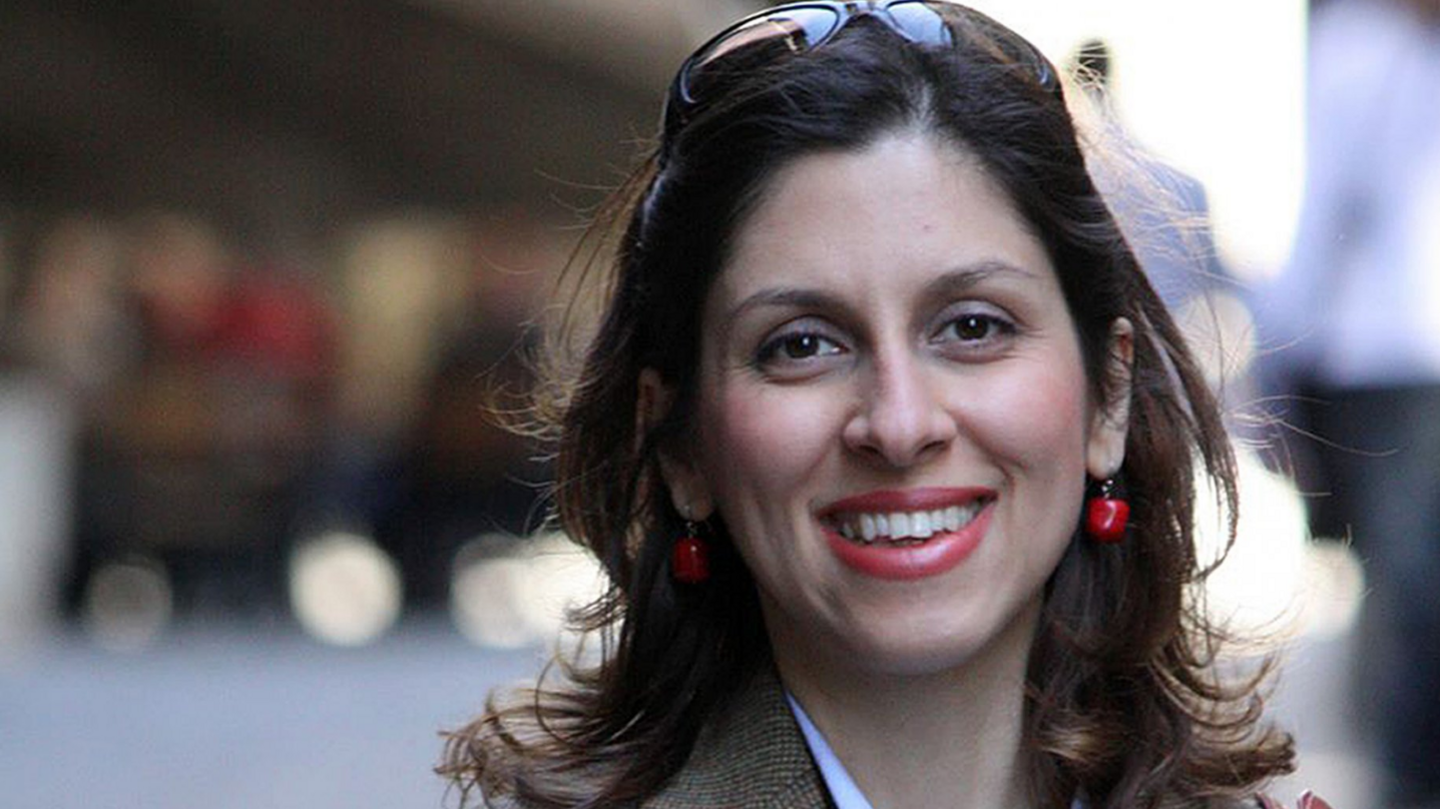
[2,0,1435,807]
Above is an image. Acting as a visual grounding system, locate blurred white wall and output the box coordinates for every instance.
[969,0,1308,277]
[0,376,73,658]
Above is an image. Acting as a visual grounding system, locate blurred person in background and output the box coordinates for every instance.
[0,216,132,649]
[1255,0,1440,806]
[1070,38,1258,416]
[8,216,137,405]
[1070,38,1230,315]
[76,212,239,617]
[71,212,336,623]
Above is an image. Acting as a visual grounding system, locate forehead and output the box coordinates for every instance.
[716,132,1057,304]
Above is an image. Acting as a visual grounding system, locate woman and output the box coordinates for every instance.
[441,3,1307,807]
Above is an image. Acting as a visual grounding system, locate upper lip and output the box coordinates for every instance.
[818,487,996,518]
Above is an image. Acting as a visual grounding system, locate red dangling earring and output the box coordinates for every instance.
[672,520,711,584]
[1085,478,1129,544]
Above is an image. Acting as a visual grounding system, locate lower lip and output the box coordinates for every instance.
[824,503,993,581]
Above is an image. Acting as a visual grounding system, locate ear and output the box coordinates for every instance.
[1085,318,1134,479]
[637,368,715,521]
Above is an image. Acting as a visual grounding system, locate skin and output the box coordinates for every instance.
[646,131,1132,809]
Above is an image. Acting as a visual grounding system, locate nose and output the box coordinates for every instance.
[843,351,958,467]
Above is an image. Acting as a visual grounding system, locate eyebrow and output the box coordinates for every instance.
[918,260,1040,300]
[721,259,1040,328]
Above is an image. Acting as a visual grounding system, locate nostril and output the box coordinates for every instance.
[846,418,953,468]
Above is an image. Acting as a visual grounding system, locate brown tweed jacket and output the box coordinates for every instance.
[640,666,831,809]
[482,666,830,809]
[487,666,1306,809]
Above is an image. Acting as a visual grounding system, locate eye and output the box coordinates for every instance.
[950,314,995,341]
[753,323,847,377]
[932,308,1017,355]
[757,331,842,363]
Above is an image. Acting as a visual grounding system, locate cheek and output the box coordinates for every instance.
[697,383,838,511]
[969,361,1090,476]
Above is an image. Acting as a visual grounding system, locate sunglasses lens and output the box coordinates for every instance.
[885,1,954,47]
[681,7,842,105]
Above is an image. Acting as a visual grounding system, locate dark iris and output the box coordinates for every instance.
[955,315,991,340]
[782,333,825,358]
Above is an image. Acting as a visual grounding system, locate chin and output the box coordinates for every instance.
[869,643,994,678]
[841,599,1043,680]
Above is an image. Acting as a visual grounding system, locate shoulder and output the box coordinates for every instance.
[478,666,829,809]
[641,666,830,809]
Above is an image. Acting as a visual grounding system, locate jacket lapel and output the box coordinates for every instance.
[644,665,833,809]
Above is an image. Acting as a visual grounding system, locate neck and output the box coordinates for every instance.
[772,601,1041,809]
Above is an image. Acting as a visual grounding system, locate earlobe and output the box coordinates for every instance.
[637,368,715,520]
[1086,318,1134,479]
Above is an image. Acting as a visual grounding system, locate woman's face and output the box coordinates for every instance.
[659,133,1129,681]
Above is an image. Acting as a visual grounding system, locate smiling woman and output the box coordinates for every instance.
[439,3,1301,808]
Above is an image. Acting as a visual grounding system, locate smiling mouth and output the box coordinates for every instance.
[824,498,993,546]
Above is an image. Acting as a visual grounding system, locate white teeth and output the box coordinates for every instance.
[911,511,932,537]
[944,506,962,531]
[831,500,988,544]
[860,514,877,541]
[889,512,912,538]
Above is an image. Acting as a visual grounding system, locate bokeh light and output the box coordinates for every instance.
[82,556,174,653]
[288,530,404,647]
[450,531,608,650]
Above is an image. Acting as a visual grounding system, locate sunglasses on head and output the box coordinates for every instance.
[662,1,1060,141]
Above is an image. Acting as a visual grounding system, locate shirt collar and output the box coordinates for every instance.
[786,692,876,809]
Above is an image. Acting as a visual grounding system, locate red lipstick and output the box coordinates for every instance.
[820,487,993,516]
[819,487,995,581]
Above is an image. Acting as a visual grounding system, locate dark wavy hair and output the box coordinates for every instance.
[441,8,1293,808]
